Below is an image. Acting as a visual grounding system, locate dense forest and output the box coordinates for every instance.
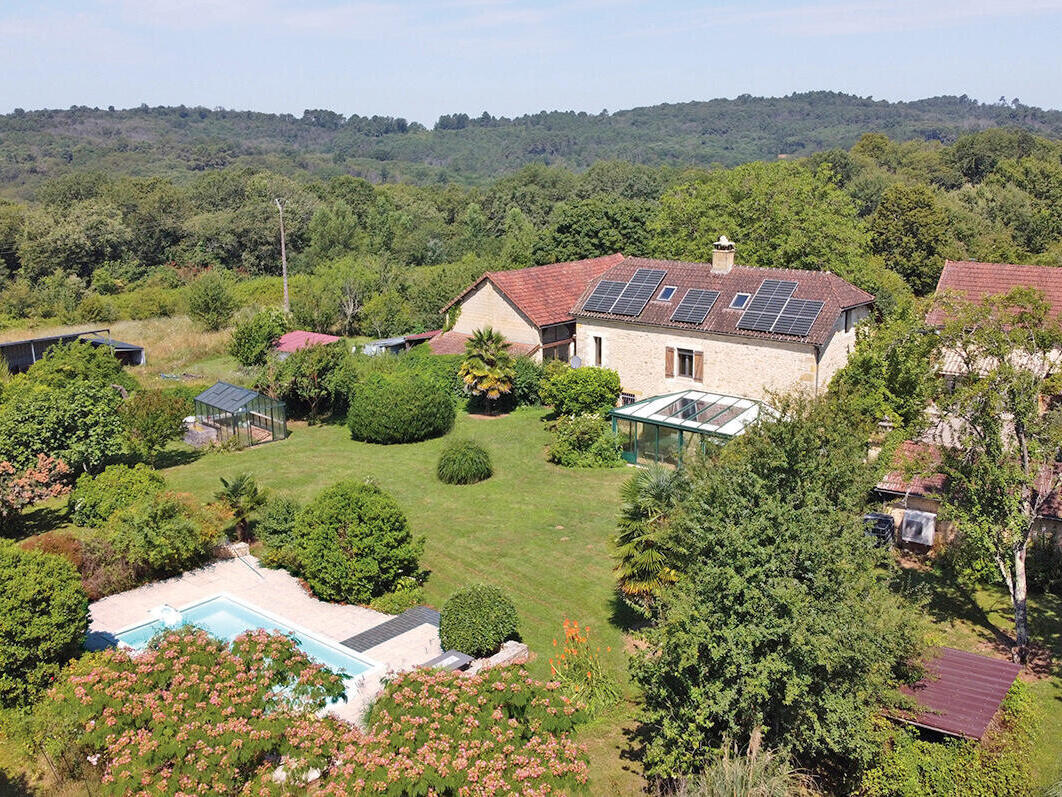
[1,105,1061,340]
[2,92,1061,193]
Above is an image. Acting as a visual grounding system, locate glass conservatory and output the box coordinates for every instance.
[193,381,287,448]
[611,390,764,465]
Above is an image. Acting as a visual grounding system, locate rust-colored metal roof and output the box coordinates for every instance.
[897,647,1021,740]
[876,441,946,497]
[427,330,539,358]
[441,254,625,328]
[927,260,1062,326]
[572,258,873,346]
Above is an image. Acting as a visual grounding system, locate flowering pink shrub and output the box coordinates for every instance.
[38,631,589,795]
[0,454,70,531]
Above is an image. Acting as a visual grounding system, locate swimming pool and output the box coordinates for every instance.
[114,594,375,680]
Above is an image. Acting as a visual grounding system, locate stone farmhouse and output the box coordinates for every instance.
[571,239,874,402]
[429,253,625,361]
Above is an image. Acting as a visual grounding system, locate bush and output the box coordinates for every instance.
[293,480,423,603]
[439,583,519,657]
[511,356,544,406]
[120,389,191,464]
[229,308,288,367]
[255,495,301,549]
[105,492,219,579]
[437,440,493,484]
[347,369,456,444]
[24,340,139,393]
[0,543,88,707]
[369,577,426,614]
[187,270,237,330]
[540,365,621,416]
[860,682,1036,797]
[547,414,623,468]
[69,463,165,527]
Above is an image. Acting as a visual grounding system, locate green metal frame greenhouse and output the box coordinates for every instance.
[611,390,764,465]
[193,381,287,448]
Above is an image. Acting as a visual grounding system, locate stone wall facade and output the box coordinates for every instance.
[574,304,867,401]
[451,281,542,357]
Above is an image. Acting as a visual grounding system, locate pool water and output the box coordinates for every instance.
[114,595,372,679]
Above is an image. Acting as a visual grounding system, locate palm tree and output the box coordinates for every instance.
[214,472,266,542]
[458,327,516,415]
[614,463,685,616]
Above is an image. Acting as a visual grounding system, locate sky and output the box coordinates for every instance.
[2,0,1062,124]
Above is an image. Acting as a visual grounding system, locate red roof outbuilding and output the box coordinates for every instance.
[927,260,1062,326]
[274,330,342,353]
[897,647,1021,740]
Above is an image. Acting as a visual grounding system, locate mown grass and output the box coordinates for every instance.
[162,408,644,791]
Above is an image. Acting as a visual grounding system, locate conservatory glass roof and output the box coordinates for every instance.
[611,390,764,438]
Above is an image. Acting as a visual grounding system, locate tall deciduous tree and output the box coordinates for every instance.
[928,287,1062,663]
[868,183,953,295]
[458,327,515,414]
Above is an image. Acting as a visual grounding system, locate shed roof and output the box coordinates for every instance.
[195,381,267,413]
[274,330,341,353]
[427,330,539,357]
[927,260,1062,326]
[573,258,873,347]
[442,253,625,328]
[876,441,947,497]
[896,647,1021,739]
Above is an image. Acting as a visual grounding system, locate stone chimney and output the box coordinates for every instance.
[711,235,735,274]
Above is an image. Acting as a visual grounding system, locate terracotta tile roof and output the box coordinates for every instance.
[896,647,1021,740]
[442,254,625,329]
[427,330,539,358]
[572,258,873,346]
[876,441,946,497]
[927,260,1062,326]
[274,330,341,353]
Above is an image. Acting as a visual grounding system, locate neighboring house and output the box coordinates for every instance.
[874,441,1062,553]
[571,239,874,402]
[430,253,625,362]
[274,330,341,360]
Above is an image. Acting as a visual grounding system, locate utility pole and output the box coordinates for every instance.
[275,197,290,313]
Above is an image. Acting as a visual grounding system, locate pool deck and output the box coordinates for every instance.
[87,557,442,723]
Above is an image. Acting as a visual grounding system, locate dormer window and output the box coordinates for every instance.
[657,286,677,301]
[730,292,751,309]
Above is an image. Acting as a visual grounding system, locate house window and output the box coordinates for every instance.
[677,348,694,378]
[844,309,853,333]
[730,293,751,309]
[594,336,602,367]
[620,392,636,406]
[657,286,677,301]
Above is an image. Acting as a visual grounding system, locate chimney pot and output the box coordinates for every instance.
[711,235,735,274]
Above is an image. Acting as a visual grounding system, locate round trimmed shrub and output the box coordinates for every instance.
[347,370,456,444]
[69,463,166,527]
[437,440,493,485]
[0,543,88,707]
[439,584,519,657]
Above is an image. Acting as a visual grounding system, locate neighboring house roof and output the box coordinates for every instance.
[428,330,539,357]
[876,441,946,497]
[896,647,1021,740]
[441,253,626,329]
[572,258,873,347]
[927,260,1062,326]
[404,330,442,343]
[274,330,341,353]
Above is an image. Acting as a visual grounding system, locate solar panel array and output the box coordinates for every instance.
[582,280,627,313]
[736,279,824,337]
[736,279,798,332]
[610,268,667,316]
[771,298,825,336]
[670,288,720,324]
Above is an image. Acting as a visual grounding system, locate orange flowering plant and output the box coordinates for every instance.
[549,618,620,718]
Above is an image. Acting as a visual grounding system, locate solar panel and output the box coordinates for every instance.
[582,280,627,313]
[736,279,798,332]
[771,298,824,337]
[670,289,720,324]
[611,269,667,316]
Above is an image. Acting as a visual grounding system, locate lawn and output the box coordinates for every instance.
[161,407,644,792]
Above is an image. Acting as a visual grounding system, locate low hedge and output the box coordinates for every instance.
[547,415,623,468]
[439,584,519,658]
[437,440,493,485]
[347,369,456,444]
